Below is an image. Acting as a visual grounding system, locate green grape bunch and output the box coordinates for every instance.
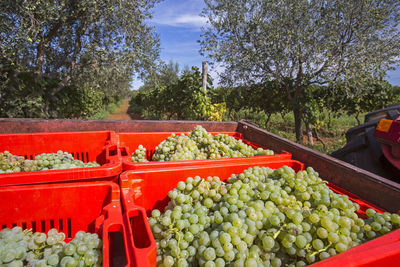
[364,208,400,240]
[131,145,149,162]
[148,166,400,267]
[0,227,102,266]
[135,125,274,162]
[0,150,100,173]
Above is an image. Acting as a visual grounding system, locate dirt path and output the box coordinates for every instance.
[106,99,132,120]
[106,99,144,120]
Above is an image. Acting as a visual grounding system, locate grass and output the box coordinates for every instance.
[225,109,363,154]
[89,100,123,120]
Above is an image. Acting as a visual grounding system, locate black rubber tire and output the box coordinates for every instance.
[330,104,400,181]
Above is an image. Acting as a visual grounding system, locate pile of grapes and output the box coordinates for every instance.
[0,151,100,173]
[148,166,400,267]
[131,125,274,162]
[131,145,149,163]
[0,227,102,266]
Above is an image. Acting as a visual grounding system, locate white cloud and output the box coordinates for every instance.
[150,0,208,30]
[175,15,208,27]
[152,14,208,29]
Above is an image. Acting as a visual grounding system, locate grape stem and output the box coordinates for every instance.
[176,230,181,259]
[34,243,48,257]
[164,227,181,259]
[311,181,328,186]
[190,179,210,194]
[273,224,287,239]
[23,228,33,236]
[203,180,210,191]
[310,242,332,257]
[191,179,203,193]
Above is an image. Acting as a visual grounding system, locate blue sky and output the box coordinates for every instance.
[149,0,207,67]
[131,0,400,89]
[387,68,400,86]
[131,0,211,89]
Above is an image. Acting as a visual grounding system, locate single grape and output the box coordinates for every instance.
[48,253,60,265]
[64,243,76,256]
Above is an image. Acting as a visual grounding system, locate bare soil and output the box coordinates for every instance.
[106,99,132,120]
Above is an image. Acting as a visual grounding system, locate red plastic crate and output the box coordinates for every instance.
[310,229,400,266]
[119,161,400,267]
[117,131,292,170]
[0,131,122,186]
[119,160,304,267]
[0,181,130,267]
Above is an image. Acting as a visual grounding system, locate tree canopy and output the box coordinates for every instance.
[0,0,161,118]
[201,0,400,141]
[139,60,181,92]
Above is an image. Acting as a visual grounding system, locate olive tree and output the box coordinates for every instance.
[201,0,400,142]
[0,0,161,118]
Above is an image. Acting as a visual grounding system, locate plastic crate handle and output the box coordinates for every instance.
[105,145,121,164]
[98,201,132,267]
[119,146,131,159]
[105,131,119,146]
[123,190,157,267]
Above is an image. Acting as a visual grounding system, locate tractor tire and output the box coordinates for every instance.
[330,104,400,181]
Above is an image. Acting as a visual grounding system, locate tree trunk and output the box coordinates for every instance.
[36,41,45,76]
[264,113,272,128]
[305,121,314,146]
[313,128,327,150]
[355,112,361,125]
[202,61,207,93]
[293,107,303,143]
[327,112,332,129]
[43,97,50,119]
